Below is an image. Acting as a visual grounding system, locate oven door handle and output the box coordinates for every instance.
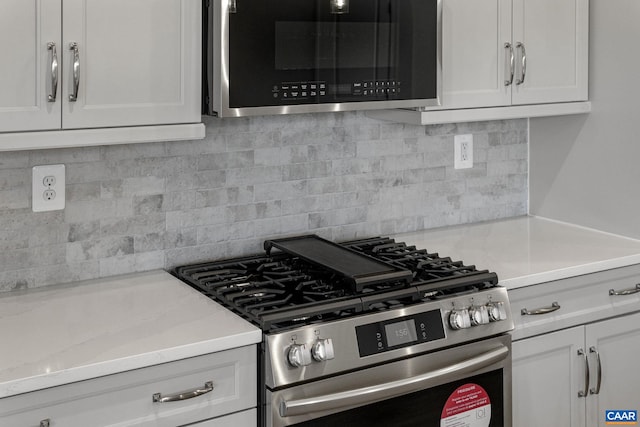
[280,344,509,418]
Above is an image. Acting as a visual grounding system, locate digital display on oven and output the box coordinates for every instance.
[384,319,418,347]
[355,310,445,357]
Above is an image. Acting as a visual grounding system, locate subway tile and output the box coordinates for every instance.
[101,213,165,236]
[0,169,29,190]
[0,113,528,290]
[101,176,165,199]
[0,152,29,169]
[133,194,165,215]
[164,228,198,249]
[66,182,101,202]
[166,206,226,230]
[134,232,166,252]
[101,141,167,160]
[0,269,33,292]
[31,261,100,288]
[282,162,330,181]
[30,146,101,165]
[67,221,101,243]
[197,150,254,170]
[165,133,227,156]
[226,201,282,222]
[0,189,29,210]
[254,180,307,202]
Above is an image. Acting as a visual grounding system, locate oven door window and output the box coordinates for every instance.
[288,370,504,427]
[228,0,438,108]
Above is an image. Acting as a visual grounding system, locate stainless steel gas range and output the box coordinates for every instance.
[175,235,514,427]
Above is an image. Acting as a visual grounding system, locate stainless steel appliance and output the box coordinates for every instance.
[175,235,513,426]
[203,0,442,117]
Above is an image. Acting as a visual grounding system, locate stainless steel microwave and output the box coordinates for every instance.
[203,0,442,117]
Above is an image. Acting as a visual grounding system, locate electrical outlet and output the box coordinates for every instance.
[32,164,65,212]
[454,134,473,169]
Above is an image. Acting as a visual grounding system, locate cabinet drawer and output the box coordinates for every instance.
[185,408,256,427]
[0,345,256,427]
[509,264,640,341]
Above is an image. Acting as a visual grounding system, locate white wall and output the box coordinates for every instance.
[530,0,640,238]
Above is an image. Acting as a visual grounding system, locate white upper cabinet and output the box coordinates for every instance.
[511,0,589,105]
[62,0,201,129]
[0,0,203,149]
[0,0,62,132]
[439,0,512,109]
[435,0,588,110]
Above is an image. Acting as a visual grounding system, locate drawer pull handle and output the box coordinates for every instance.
[40,420,50,427]
[152,381,214,403]
[609,284,640,296]
[521,301,560,316]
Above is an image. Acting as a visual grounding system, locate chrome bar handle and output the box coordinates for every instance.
[47,43,58,102]
[40,419,50,427]
[69,42,80,102]
[281,345,509,417]
[609,283,640,296]
[589,347,602,395]
[577,348,590,397]
[521,301,560,316]
[516,42,527,85]
[152,381,214,403]
[504,42,514,86]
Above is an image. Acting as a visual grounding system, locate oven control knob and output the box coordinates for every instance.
[487,302,507,322]
[449,309,471,330]
[312,338,335,362]
[469,305,490,326]
[287,344,312,368]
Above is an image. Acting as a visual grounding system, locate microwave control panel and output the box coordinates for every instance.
[272,80,402,102]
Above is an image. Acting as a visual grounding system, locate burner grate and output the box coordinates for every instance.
[175,236,498,332]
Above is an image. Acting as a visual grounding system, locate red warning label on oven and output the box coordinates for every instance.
[440,383,491,427]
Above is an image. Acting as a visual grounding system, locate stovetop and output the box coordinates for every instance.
[174,236,499,332]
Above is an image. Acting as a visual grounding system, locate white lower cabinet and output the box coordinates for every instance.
[584,314,640,427]
[511,265,640,427]
[0,345,257,427]
[513,327,585,427]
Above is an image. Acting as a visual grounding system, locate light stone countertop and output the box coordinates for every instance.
[395,216,640,289]
[0,270,261,399]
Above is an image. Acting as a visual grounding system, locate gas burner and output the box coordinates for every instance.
[175,235,498,332]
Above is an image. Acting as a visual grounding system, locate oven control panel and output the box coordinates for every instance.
[264,288,513,389]
[355,310,445,357]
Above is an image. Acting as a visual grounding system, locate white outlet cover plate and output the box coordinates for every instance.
[32,164,65,212]
[454,134,474,169]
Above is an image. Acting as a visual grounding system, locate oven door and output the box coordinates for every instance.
[267,334,511,427]
[207,0,442,117]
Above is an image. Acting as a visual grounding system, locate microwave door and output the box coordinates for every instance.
[207,0,441,117]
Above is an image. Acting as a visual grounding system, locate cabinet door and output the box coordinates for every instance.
[0,0,61,132]
[61,0,201,129]
[511,0,588,104]
[429,0,512,109]
[585,312,640,427]
[512,327,586,427]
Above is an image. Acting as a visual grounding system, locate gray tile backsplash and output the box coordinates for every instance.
[0,112,528,291]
